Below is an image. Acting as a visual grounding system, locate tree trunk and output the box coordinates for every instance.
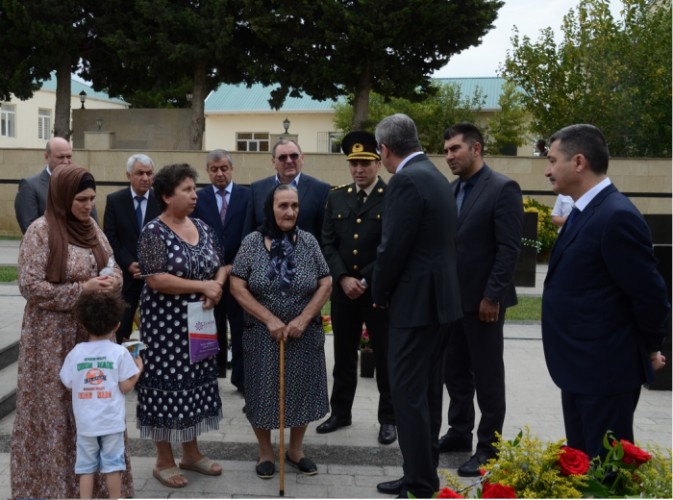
[351,65,372,131]
[189,62,208,150]
[54,57,72,139]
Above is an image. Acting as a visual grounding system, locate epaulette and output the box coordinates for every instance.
[331,183,350,191]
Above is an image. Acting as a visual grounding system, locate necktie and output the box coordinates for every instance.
[565,207,579,229]
[219,189,228,224]
[134,196,144,231]
[357,189,366,208]
[455,182,466,215]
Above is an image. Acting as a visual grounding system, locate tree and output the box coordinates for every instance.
[243,0,503,130]
[333,81,484,154]
[501,0,672,157]
[81,0,261,149]
[484,81,529,155]
[0,1,91,138]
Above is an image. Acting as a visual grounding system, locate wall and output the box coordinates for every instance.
[72,109,193,151]
[0,148,669,236]
[204,112,337,153]
[0,91,126,149]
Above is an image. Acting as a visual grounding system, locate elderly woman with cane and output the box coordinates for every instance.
[231,183,331,480]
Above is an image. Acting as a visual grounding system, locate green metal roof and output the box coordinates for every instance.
[41,73,127,105]
[206,77,506,114]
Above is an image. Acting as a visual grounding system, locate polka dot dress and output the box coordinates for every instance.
[232,230,330,429]
[136,218,223,442]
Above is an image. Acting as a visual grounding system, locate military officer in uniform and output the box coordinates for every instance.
[317,131,396,445]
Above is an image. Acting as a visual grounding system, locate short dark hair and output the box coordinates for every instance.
[549,124,609,174]
[74,290,128,337]
[443,123,484,155]
[153,163,198,211]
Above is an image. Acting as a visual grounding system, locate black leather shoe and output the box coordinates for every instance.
[457,453,495,477]
[438,432,472,453]
[376,477,404,495]
[316,414,352,434]
[378,424,397,445]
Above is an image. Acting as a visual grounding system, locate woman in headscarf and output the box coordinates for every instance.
[11,165,131,498]
[231,183,331,479]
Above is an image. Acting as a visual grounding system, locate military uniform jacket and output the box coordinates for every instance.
[321,178,385,302]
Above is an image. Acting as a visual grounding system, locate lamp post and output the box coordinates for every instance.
[283,117,290,135]
[79,91,87,109]
[96,118,103,131]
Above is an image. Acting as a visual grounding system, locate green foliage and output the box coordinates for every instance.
[483,81,529,155]
[501,0,672,157]
[523,197,557,254]
[244,0,503,129]
[333,82,484,154]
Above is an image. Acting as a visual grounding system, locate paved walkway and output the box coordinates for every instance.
[0,240,670,498]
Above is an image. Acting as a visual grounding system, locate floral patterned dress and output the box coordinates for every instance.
[10,217,132,499]
[231,229,330,429]
[136,217,223,442]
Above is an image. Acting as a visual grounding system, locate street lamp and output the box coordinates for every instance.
[283,117,290,134]
[96,118,103,131]
[79,91,87,109]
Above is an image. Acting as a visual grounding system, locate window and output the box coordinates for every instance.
[38,108,52,140]
[317,131,343,153]
[1,104,16,138]
[237,132,269,152]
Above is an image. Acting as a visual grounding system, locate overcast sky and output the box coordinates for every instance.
[432,0,623,78]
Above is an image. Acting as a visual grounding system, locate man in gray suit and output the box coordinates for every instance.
[439,123,523,477]
[372,114,462,498]
[14,137,97,233]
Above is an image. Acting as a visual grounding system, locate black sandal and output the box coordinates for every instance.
[255,460,275,479]
[285,453,318,476]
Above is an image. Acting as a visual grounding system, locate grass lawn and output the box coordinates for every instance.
[321,295,542,323]
[0,267,18,282]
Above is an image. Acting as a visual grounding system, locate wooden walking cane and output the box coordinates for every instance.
[279,336,285,497]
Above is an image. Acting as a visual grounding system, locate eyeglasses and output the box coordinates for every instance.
[276,153,300,162]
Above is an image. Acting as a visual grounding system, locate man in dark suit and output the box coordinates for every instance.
[103,154,160,343]
[242,138,330,242]
[317,131,396,445]
[372,114,462,498]
[192,149,250,391]
[542,124,670,458]
[15,137,98,232]
[439,123,523,476]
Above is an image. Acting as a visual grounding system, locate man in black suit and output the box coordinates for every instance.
[439,123,523,477]
[103,153,160,343]
[192,149,250,391]
[372,114,462,498]
[542,124,669,458]
[242,138,330,242]
[317,131,396,445]
[15,137,98,233]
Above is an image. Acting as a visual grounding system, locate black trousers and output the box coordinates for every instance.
[329,292,394,424]
[443,312,506,456]
[116,275,144,344]
[215,287,245,391]
[390,323,450,498]
[561,387,641,459]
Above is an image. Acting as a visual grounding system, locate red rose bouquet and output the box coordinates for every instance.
[439,427,672,499]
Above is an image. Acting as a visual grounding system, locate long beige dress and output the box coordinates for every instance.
[10,217,134,499]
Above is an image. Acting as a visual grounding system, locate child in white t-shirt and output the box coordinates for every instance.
[60,291,143,499]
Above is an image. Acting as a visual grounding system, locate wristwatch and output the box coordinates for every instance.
[485,297,499,305]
